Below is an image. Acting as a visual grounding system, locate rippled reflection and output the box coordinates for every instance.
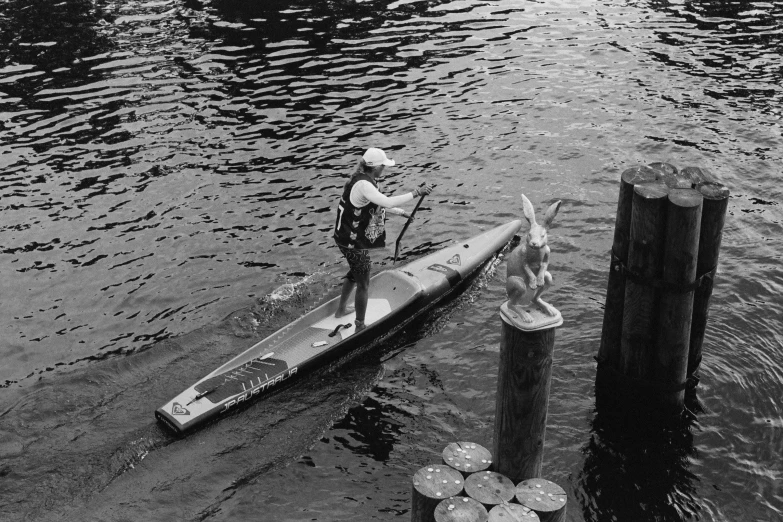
[577,410,700,522]
[631,0,782,116]
[0,0,113,84]
[332,394,405,462]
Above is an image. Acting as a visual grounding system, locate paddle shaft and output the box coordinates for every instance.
[393,186,430,264]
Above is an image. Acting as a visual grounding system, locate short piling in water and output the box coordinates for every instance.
[464,471,516,510]
[411,465,465,522]
[411,445,563,522]
[493,303,561,483]
[442,441,493,477]
[597,165,659,381]
[434,496,489,522]
[684,168,730,379]
[488,503,540,522]
[515,479,567,522]
[597,162,729,414]
[654,188,703,409]
[618,182,670,395]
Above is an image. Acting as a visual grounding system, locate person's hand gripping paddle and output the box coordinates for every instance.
[393,184,433,264]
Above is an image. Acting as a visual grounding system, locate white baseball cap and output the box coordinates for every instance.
[363,147,396,167]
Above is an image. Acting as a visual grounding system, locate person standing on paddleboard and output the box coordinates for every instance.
[333,147,433,332]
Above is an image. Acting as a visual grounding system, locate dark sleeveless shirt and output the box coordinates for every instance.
[333,174,386,250]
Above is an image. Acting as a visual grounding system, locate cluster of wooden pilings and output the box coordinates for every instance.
[410,281,568,521]
[596,163,730,413]
[410,442,567,522]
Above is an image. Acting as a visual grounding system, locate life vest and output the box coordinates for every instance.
[333,174,386,249]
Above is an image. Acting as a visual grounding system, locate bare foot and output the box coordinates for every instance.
[354,320,366,333]
[335,305,355,318]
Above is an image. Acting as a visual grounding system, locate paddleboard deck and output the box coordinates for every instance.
[155,220,522,434]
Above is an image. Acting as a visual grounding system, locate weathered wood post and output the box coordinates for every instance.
[495,194,563,483]
[597,166,658,381]
[619,181,669,396]
[488,503,540,522]
[515,479,567,522]
[464,471,516,511]
[411,465,465,522]
[442,442,492,477]
[493,309,561,483]
[597,162,728,413]
[434,497,488,522]
[682,167,730,379]
[655,188,703,410]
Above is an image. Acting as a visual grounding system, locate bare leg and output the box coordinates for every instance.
[335,278,356,318]
[354,270,370,331]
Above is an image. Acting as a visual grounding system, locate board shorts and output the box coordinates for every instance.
[338,246,371,282]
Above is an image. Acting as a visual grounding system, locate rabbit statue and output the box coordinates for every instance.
[505,194,562,323]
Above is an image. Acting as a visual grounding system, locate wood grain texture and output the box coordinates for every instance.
[488,503,539,522]
[493,323,555,483]
[434,496,489,522]
[689,181,730,377]
[515,479,567,522]
[620,182,669,380]
[655,188,703,410]
[464,471,516,508]
[412,465,466,522]
[598,166,659,372]
[442,442,493,477]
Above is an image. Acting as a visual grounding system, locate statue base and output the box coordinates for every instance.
[500,300,563,332]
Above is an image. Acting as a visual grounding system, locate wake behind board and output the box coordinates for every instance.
[155,220,522,435]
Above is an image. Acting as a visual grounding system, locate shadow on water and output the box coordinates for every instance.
[331,393,406,463]
[576,397,702,522]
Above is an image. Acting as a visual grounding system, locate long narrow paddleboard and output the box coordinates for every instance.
[155,220,522,434]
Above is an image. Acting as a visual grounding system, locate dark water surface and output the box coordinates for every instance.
[1,0,782,520]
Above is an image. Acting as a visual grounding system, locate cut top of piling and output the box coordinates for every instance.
[698,183,731,200]
[668,187,704,208]
[621,165,659,186]
[633,180,670,200]
[413,465,465,501]
[435,496,489,522]
[488,503,540,521]
[515,479,567,513]
[465,471,516,506]
[443,442,493,475]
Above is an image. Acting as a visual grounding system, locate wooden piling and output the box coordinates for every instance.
[493,313,557,483]
[686,170,730,378]
[412,465,465,522]
[681,166,719,186]
[464,471,516,510]
[515,479,567,522]
[442,442,492,477]
[619,181,669,386]
[655,188,703,410]
[648,161,677,178]
[599,163,728,407]
[488,503,540,522]
[598,166,659,376]
[434,497,489,522]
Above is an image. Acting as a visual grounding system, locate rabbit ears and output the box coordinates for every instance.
[521,194,561,228]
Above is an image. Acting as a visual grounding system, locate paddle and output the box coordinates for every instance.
[393,184,432,264]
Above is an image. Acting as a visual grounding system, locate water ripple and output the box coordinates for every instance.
[2,0,783,520]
